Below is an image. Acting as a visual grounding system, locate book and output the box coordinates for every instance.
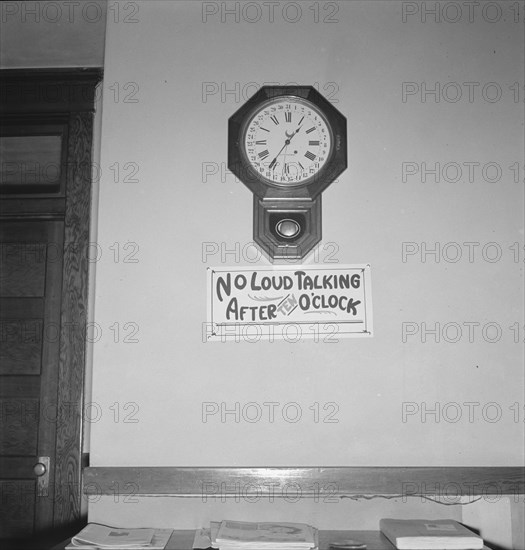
[215,521,317,550]
[66,523,173,550]
[379,518,484,550]
[193,522,224,549]
[193,521,318,550]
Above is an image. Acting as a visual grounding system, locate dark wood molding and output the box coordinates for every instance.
[0,68,103,114]
[0,69,101,535]
[0,199,67,218]
[83,467,525,497]
[53,110,94,529]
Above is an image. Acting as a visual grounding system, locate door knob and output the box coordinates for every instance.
[33,456,50,496]
[33,462,47,476]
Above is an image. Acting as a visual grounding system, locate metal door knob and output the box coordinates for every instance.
[33,462,47,476]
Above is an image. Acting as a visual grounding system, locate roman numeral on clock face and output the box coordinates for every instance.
[309,140,320,146]
[259,150,269,160]
[304,151,316,161]
[306,127,316,134]
[270,115,279,125]
[285,112,292,123]
[255,140,267,145]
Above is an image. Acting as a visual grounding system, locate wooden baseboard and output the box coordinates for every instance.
[83,467,524,498]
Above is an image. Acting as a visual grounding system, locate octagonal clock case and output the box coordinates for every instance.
[228,86,347,261]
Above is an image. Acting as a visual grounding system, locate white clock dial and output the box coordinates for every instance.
[243,97,332,186]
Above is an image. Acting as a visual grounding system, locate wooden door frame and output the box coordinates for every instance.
[1,68,102,537]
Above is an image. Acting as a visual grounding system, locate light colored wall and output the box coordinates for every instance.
[91,0,523,469]
[88,2,524,537]
[0,1,106,68]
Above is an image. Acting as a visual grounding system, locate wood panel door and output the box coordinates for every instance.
[0,69,101,548]
[0,220,64,538]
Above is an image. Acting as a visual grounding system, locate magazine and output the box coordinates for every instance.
[66,523,172,550]
[216,521,316,549]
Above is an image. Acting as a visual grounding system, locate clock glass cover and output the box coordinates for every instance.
[243,96,333,187]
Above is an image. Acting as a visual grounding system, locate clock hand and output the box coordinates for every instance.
[269,138,291,169]
[285,126,302,139]
[268,126,303,169]
[280,146,290,175]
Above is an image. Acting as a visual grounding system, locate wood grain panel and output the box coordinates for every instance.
[83,467,525,497]
[0,375,40,398]
[0,242,47,297]
[0,457,36,478]
[0,297,44,317]
[0,480,35,537]
[0,319,43,374]
[0,198,66,217]
[53,111,93,529]
[0,398,39,455]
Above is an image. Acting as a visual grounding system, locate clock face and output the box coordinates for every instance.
[243,97,333,187]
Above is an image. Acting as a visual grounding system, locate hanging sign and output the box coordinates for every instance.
[205,264,372,342]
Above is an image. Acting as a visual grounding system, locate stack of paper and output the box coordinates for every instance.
[194,521,318,550]
[379,519,484,550]
[66,523,173,550]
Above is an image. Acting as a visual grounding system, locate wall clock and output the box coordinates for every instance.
[229,86,347,261]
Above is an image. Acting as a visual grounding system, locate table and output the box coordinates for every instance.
[51,529,492,550]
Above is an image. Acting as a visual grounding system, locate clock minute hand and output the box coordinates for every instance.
[269,137,291,170]
[269,126,303,169]
[269,153,281,170]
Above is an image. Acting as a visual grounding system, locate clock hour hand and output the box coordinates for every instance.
[269,138,291,169]
[268,125,302,170]
[285,126,302,140]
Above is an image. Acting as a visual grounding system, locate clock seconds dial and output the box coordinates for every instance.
[244,98,332,186]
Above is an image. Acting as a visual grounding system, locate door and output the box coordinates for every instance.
[0,220,64,538]
[0,69,101,547]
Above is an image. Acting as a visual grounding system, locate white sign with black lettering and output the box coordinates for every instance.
[205,264,372,342]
